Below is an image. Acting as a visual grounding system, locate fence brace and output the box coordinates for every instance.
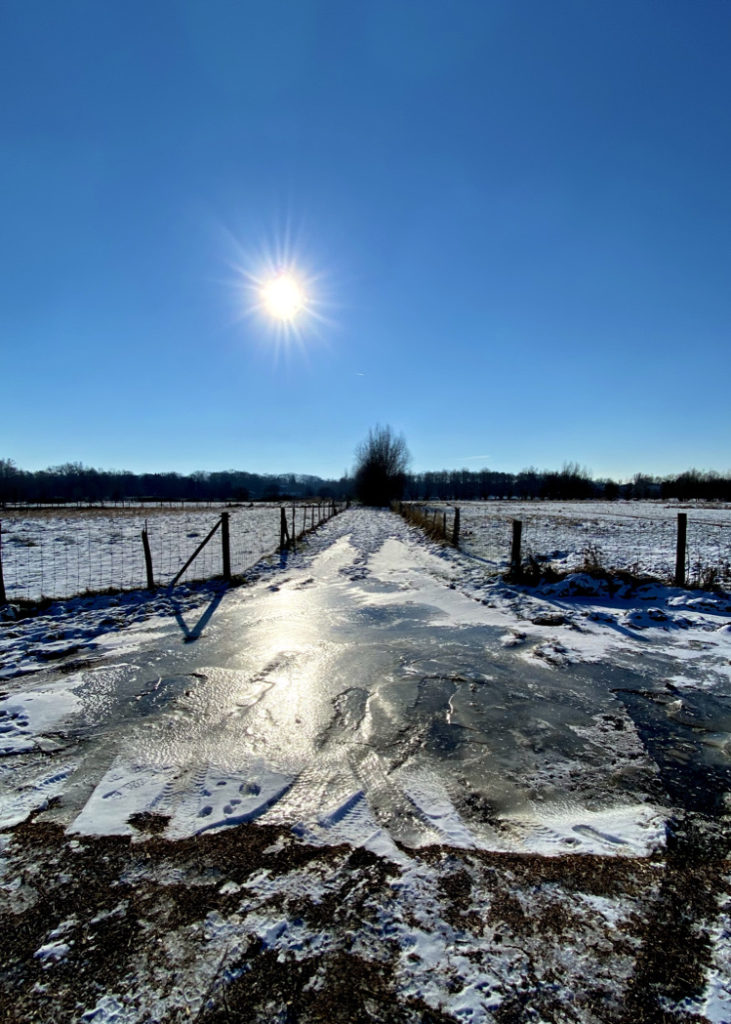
[170,516,223,588]
[141,525,155,590]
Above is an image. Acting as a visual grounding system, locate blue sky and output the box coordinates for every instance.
[2,0,730,481]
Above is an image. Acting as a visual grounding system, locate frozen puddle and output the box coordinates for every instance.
[2,508,727,859]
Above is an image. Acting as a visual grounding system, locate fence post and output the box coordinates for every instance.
[443,511,447,538]
[510,519,523,579]
[452,507,460,547]
[280,507,289,550]
[675,512,687,587]
[0,522,6,604]
[291,504,296,552]
[221,512,231,581]
[141,526,155,590]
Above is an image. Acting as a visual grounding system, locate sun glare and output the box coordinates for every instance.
[225,222,334,356]
[261,273,305,321]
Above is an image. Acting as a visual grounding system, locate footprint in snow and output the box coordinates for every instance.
[573,824,626,846]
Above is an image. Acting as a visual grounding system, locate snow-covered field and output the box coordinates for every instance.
[3,500,729,604]
[0,503,331,601]
[1,506,730,1022]
[425,499,731,584]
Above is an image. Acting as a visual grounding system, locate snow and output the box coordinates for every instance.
[1,504,730,1021]
[499,801,665,856]
[1,503,293,600]
[80,995,126,1023]
[444,498,731,582]
[2,505,729,852]
[34,940,72,964]
[0,680,80,754]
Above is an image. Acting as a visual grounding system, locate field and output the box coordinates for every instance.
[2,500,731,605]
[425,499,731,584]
[0,502,333,602]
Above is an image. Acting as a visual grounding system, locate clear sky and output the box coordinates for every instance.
[2,0,730,482]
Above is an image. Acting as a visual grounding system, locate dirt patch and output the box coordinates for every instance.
[1,811,728,1023]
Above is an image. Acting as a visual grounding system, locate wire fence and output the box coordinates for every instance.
[408,501,731,587]
[0,503,344,603]
[3,501,729,604]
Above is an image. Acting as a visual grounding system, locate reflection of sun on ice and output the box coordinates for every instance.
[261,273,305,321]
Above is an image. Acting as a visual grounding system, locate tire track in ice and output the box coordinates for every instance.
[345,747,444,847]
[0,760,79,829]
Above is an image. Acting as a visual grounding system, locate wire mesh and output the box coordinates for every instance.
[0,503,345,602]
[418,501,731,583]
[4,501,721,600]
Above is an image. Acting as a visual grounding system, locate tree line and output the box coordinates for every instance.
[2,458,730,505]
[0,460,350,504]
[404,465,731,502]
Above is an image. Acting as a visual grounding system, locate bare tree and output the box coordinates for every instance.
[353,425,411,506]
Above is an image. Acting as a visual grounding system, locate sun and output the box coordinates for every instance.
[261,273,306,321]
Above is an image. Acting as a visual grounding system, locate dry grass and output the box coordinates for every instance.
[394,502,455,545]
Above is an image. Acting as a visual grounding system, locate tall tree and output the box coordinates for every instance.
[353,425,411,506]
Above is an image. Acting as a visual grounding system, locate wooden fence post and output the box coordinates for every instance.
[141,526,155,590]
[221,512,231,581]
[452,508,460,547]
[280,507,289,550]
[675,512,687,587]
[510,519,523,579]
[0,522,6,604]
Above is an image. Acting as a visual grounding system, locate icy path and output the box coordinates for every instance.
[1,508,730,858]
